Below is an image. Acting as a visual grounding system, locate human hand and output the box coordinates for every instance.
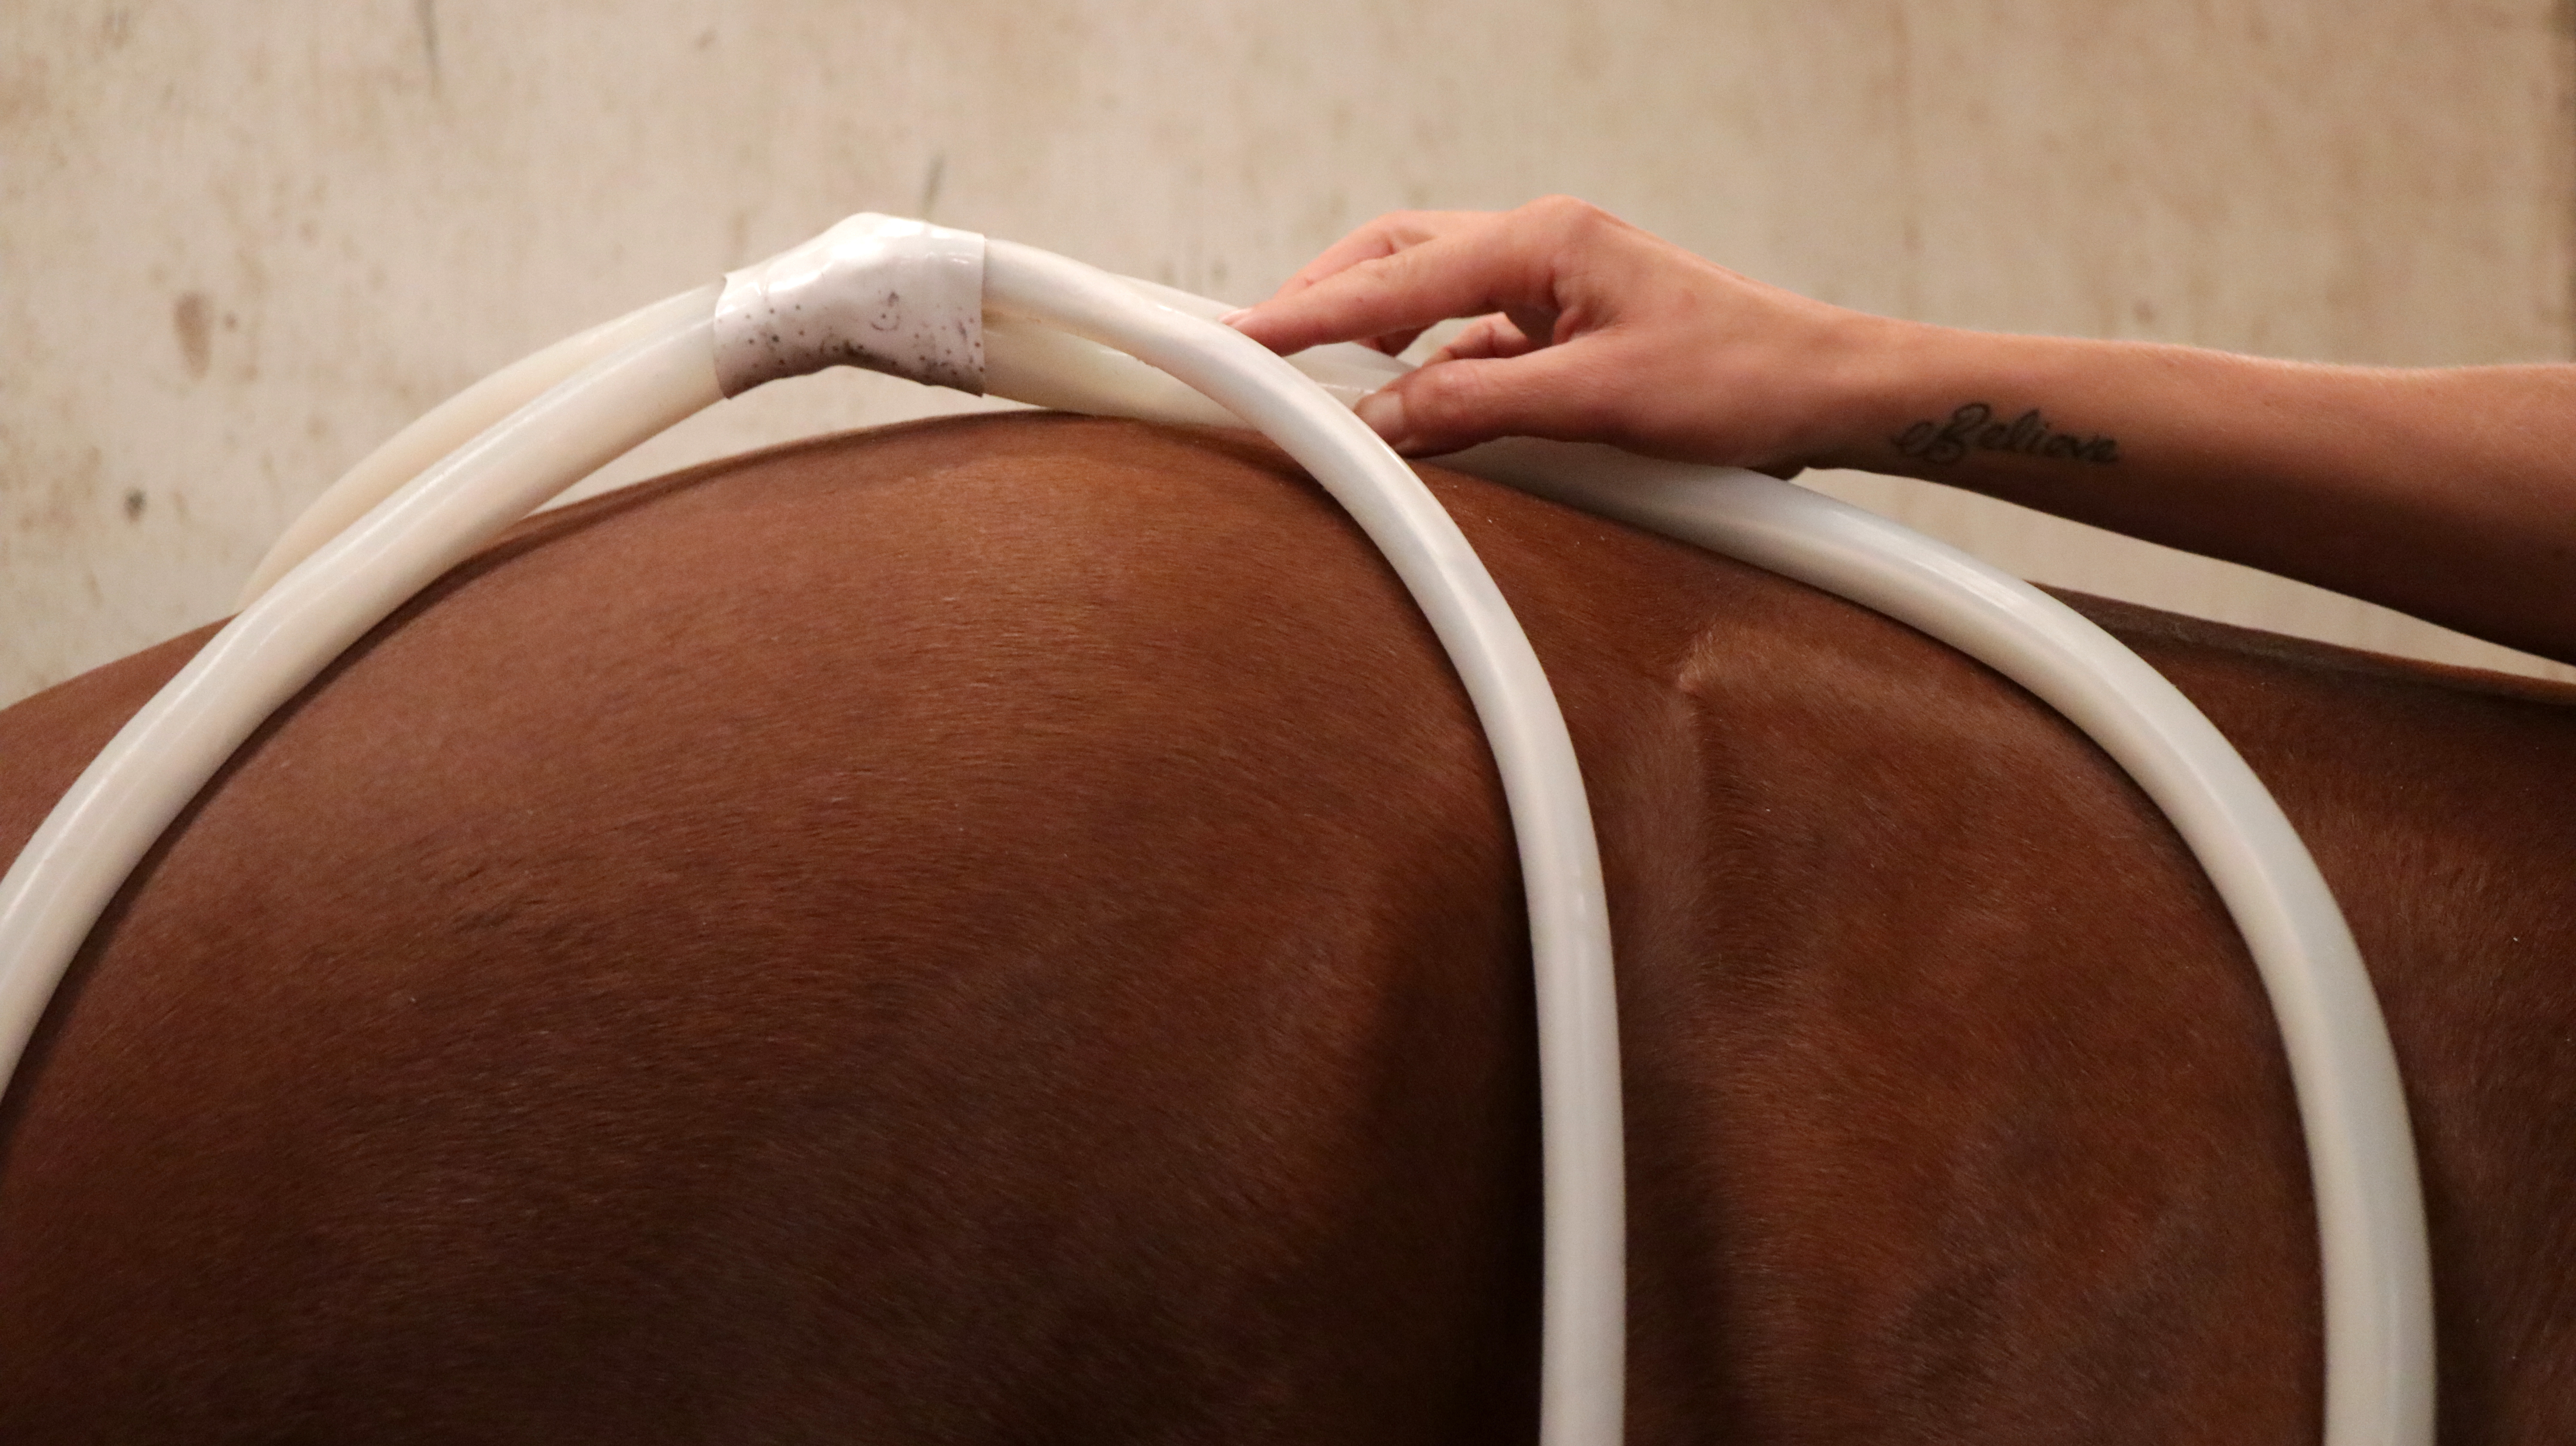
[1223,196,1897,472]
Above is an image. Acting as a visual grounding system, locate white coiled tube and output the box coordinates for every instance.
[1,212,2433,1446]
[235,285,724,607]
[0,235,1632,1446]
[959,298,2434,1446]
[1451,439,2433,1446]
[981,240,1628,1446]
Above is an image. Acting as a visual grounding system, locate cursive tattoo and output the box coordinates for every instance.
[1890,403,2119,467]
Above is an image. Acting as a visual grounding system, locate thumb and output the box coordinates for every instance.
[1354,345,1614,457]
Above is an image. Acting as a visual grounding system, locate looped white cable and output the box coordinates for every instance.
[0,218,1630,1446]
[981,240,1628,1446]
[3,211,2432,1446]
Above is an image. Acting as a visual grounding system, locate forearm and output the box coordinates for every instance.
[1228,200,2576,662]
[1814,325,2576,664]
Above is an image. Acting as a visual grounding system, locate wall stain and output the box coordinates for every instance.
[918,152,946,221]
[7,444,103,545]
[416,0,442,96]
[122,489,146,522]
[172,292,212,380]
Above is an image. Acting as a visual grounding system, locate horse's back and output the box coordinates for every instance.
[0,415,1564,1442]
[1,412,2571,1443]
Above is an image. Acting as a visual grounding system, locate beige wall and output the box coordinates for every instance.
[5,0,2571,709]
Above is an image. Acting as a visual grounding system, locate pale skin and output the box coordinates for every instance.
[1221,196,2576,666]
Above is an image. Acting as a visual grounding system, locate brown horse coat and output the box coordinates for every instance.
[2,413,2571,1444]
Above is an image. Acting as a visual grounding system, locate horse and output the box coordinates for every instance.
[3,411,2570,1443]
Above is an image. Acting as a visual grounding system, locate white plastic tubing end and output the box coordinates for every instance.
[712,213,986,397]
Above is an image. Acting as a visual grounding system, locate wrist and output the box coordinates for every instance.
[1809,324,2139,480]
[1802,317,1988,473]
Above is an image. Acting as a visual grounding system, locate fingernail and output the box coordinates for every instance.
[1218,307,1251,327]
[1355,388,1408,447]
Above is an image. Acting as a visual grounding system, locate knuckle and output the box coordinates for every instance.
[1525,194,1607,237]
[1406,363,1477,423]
[1531,358,1619,441]
[1565,387,1620,439]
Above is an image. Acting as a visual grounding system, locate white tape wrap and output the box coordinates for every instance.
[713,213,986,397]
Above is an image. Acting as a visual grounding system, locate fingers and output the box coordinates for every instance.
[1229,204,1579,358]
[1429,312,1545,363]
[1227,212,1471,353]
[1223,196,1873,473]
[1225,197,1704,457]
[1353,340,1621,458]
[1264,210,1472,302]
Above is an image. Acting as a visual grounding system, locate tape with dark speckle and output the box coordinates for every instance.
[713,213,985,397]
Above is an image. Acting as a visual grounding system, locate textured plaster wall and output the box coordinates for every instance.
[4,0,2572,708]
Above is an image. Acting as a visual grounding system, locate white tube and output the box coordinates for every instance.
[1445,439,2433,1446]
[234,283,725,608]
[0,308,723,1097]
[986,296,1400,423]
[240,270,1346,608]
[7,210,2430,1446]
[981,241,1629,1446]
[980,315,2433,1446]
[9,236,1630,1446]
